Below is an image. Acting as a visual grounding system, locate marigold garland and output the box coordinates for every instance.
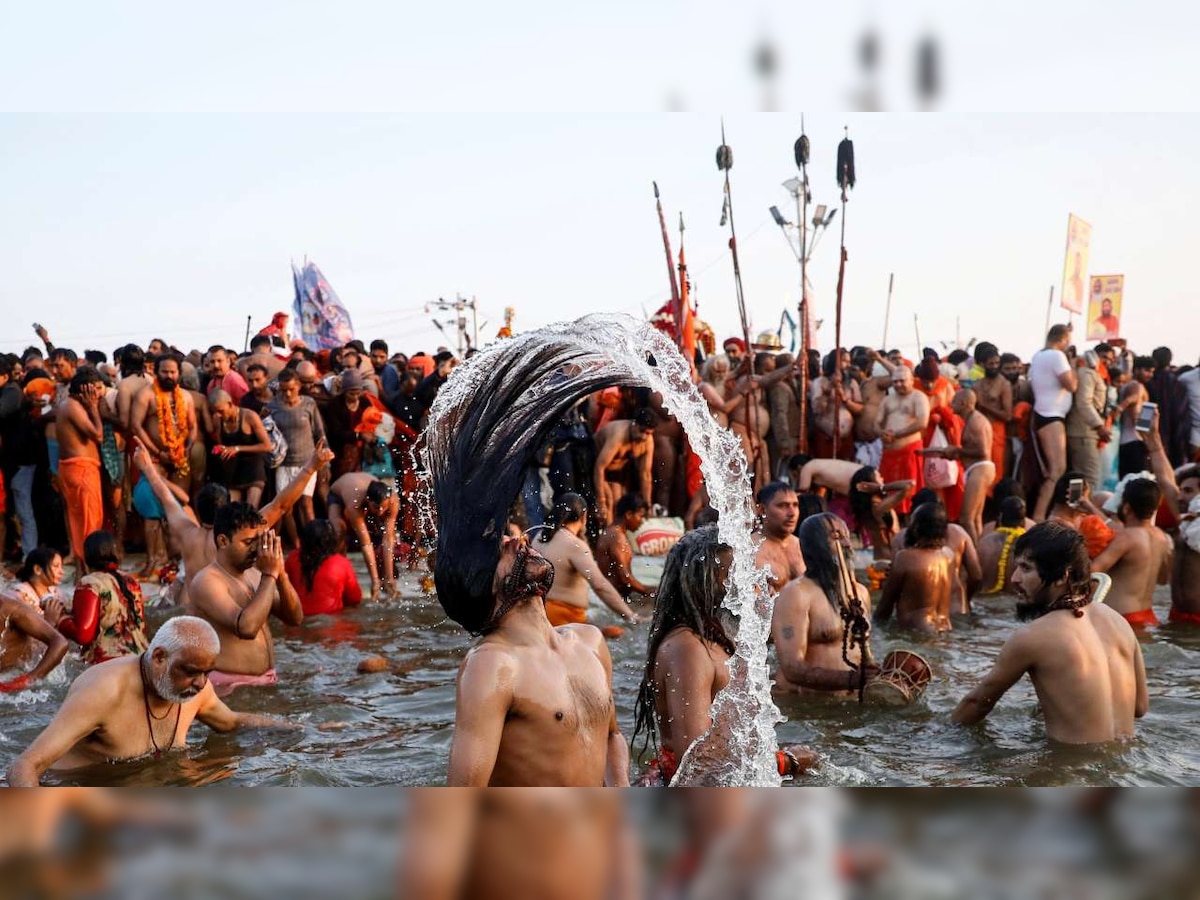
[986,526,1025,594]
[153,383,191,478]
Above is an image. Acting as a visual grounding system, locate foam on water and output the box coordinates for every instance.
[424,313,782,786]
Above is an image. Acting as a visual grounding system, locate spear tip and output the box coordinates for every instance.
[653,180,660,199]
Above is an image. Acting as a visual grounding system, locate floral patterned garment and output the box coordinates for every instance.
[72,571,150,665]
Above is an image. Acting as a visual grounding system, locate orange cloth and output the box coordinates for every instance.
[58,457,103,564]
[879,443,923,514]
[1012,401,1032,443]
[1122,608,1160,628]
[990,420,1007,479]
[684,438,703,496]
[543,598,588,626]
[1078,515,1116,559]
[1168,608,1200,625]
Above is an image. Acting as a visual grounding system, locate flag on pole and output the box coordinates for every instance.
[292,260,354,350]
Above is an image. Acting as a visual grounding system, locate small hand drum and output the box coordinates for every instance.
[863,649,933,706]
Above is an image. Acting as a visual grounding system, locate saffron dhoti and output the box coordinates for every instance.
[879,443,923,514]
[543,598,588,626]
[59,456,103,564]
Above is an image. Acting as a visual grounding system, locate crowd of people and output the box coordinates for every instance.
[0,316,1197,785]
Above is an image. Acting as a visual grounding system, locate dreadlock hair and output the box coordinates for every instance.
[1012,522,1092,618]
[798,514,854,613]
[542,492,587,541]
[425,318,648,635]
[298,519,339,591]
[905,501,948,549]
[631,525,735,758]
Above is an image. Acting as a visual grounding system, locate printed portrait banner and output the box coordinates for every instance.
[1086,274,1124,341]
[292,260,355,351]
[1060,214,1093,314]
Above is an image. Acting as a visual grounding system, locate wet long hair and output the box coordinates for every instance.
[424,320,645,634]
[905,502,948,549]
[848,466,879,523]
[798,514,854,613]
[1012,522,1092,618]
[299,519,339,591]
[631,525,735,757]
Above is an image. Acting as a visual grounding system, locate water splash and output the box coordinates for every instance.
[423,313,782,786]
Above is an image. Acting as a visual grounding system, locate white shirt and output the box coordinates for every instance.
[1180,367,1200,447]
[1029,348,1073,418]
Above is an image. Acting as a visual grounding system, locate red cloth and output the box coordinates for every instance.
[1122,608,1160,628]
[285,551,363,616]
[880,443,923,514]
[1168,608,1200,625]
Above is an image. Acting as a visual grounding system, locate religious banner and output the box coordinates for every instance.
[292,260,355,351]
[1086,274,1124,341]
[1059,214,1092,314]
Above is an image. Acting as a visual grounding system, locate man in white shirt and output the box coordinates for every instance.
[1028,325,1077,521]
[1181,358,1200,462]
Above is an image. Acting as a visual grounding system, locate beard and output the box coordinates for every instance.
[984,369,1000,379]
[154,667,200,704]
[157,376,178,391]
[1015,586,1053,622]
[1004,372,1019,384]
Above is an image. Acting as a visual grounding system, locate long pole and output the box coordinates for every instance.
[914,314,923,355]
[1044,285,1055,335]
[796,125,810,456]
[881,272,895,349]
[653,182,683,347]
[243,315,252,353]
[832,127,850,459]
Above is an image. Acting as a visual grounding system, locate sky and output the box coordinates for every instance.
[2,113,1198,365]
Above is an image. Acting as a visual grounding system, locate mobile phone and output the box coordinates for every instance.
[1135,402,1157,433]
[1066,478,1084,508]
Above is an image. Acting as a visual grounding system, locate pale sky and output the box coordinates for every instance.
[2,113,1197,365]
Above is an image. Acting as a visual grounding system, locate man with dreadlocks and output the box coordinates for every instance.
[632,526,815,784]
[953,522,1148,744]
[772,514,880,697]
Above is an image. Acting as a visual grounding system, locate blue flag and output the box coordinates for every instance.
[292,260,354,350]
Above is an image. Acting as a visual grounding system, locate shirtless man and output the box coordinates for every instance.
[971,343,1013,479]
[115,344,150,430]
[875,366,930,515]
[790,457,856,500]
[235,333,287,380]
[1141,413,1200,623]
[593,409,655,525]
[444,534,629,786]
[132,437,334,605]
[540,493,640,626]
[187,503,304,695]
[326,472,399,600]
[920,390,995,542]
[977,497,1027,595]
[1091,477,1172,628]
[595,492,655,599]
[56,370,106,574]
[401,790,634,900]
[854,351,895,453]
[631,526,814,784]
[874,502,954,633]
[131,354,197,494]
[753,481,804,593]
[7,617,295,785]
[952,522,1148,744]
[0,595,69,692]
[890,490,982,614]
[773,514,878,696]
[1115,356,1155,478]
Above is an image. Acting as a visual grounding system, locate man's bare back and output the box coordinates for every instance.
[797,459,862,496]
[595,524,651,599]
[651,626,730,759]
[891,521,980,614]
[875,547,954,632]
[540,528,635,621]
[1092,524,1172,617]
[955,603,1147,744]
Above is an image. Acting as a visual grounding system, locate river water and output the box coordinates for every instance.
[2,562,1195,787]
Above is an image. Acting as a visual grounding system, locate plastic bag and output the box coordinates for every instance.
[923,427,960,489]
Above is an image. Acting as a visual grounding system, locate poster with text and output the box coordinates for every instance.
[1086,274,1123,341]
[1060,214,1092,314]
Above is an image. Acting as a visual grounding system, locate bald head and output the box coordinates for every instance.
[208,387,233,410]
[952,388,976,417]
[891,365,914,395]
[295,360,318,381]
